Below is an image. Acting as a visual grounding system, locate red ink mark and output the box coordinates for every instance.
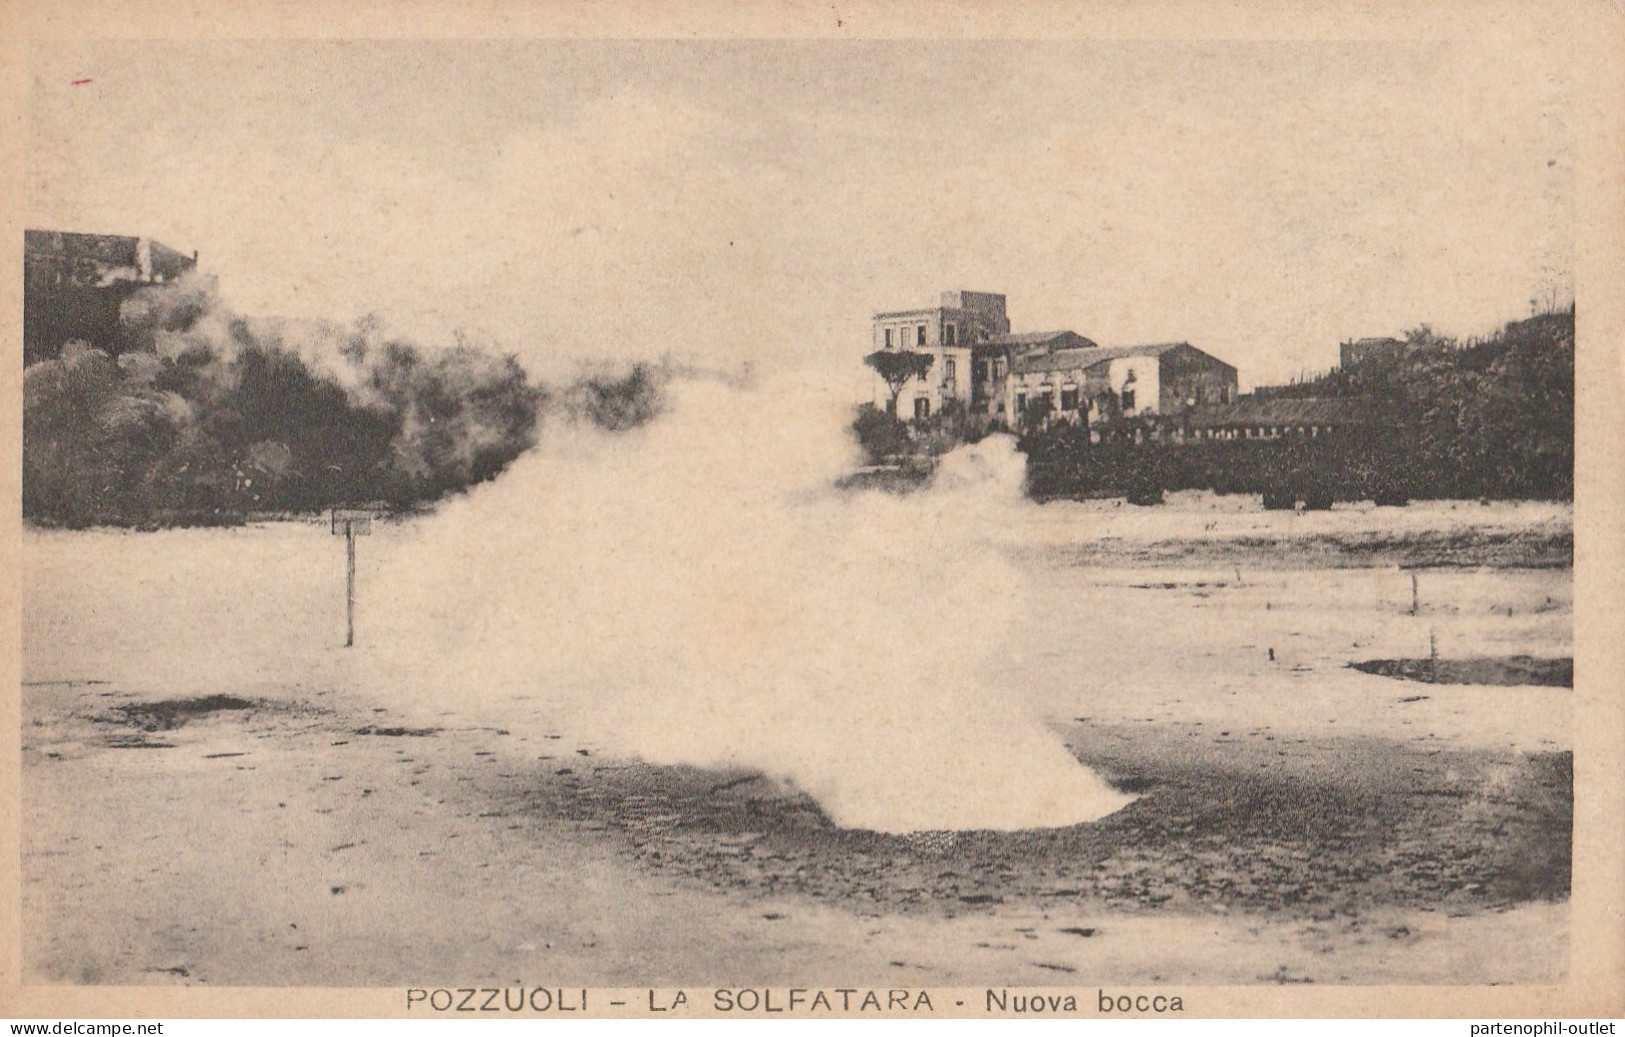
[71,78,93,86]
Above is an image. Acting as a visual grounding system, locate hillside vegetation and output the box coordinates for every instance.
[23,277,667,528]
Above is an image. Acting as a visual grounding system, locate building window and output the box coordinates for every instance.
[1015,392,1027,414]
[916,324,926,347]
[945,323,957,346]
[1121,388,1136,412]
[945,357,956,382]
[884,328,893,349]
[1060,387,1079,411]
[914,397,931,420]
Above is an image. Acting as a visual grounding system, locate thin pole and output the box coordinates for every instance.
[345,523,356,648]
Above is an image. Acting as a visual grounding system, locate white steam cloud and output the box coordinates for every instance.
[348,370,1132,833]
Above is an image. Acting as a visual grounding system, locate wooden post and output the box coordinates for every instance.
[345,524,356,648]
[1411,572,1420,616]
[331,509,373,648]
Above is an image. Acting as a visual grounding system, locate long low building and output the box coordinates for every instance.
[1176,397,1367,440]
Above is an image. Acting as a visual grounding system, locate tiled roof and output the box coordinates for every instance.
[1011,342,1183,375]
[1012,348,1100,375]
[1182,397,1366,428]
[984,330,1092,347]
[1070,342,1188,362]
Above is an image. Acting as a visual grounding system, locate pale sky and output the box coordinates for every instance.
[28,39,1573,389]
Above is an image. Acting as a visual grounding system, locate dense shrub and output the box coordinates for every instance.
[851,403,911,463]
[23,278,669,527]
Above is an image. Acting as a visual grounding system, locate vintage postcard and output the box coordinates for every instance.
[3,0,1622,1021]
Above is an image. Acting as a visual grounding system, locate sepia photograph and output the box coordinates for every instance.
[4,4,1622,1021]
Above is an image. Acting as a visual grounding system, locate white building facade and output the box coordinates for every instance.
[869,291,1010,420]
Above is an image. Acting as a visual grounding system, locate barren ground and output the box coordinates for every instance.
[20,498,1572,986]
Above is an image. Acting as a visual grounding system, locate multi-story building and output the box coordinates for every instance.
[868,291,1011,419]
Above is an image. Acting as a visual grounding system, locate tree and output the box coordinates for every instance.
[864,349,934,416]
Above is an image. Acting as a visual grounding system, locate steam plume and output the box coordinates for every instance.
[351,372,1134,833]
